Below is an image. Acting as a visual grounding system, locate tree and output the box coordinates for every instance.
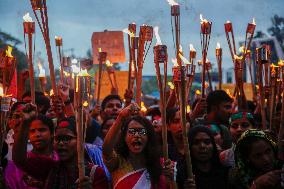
[268,15,284,51]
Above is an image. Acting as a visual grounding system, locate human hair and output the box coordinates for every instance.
[206,90,233,113]
[31,114,55,134]
[116,115,162,185]
[100,116,116,131]
[35,94,50,114]
[100,94,122,112]
[56,117,77,136]
[188,125,222,169]
[10,101,26,115]
[166,107,179,125]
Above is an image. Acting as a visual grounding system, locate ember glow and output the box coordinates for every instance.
[154,26,162,45]
[122,28,135,38]
[0,84,3,97]
[168,81,175,89]
[23,13,33,22]
[78,69,90,77]
[167,0,178,6]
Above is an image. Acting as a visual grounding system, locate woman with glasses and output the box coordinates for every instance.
[220,112,255,168]
[102,104,167,189]
[12,104,108,189]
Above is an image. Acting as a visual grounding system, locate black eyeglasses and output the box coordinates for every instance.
[54,135,76,144]
[127,128,147,136]
[231,122,251,129]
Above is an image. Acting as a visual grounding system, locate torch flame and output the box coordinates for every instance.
[50,89,54,96]
[106,60,113,67]
[23,13,33,22]
[216,42,221,49]
[179,45,183,53]
[171,58,178,67]
[0,84,3,97]
[154,26,162,45]
[55,36,62,40]
[179,53,191,65]
[278,59,284,67]
[122,28,135,38]
[141,102,147,113]
[5,46,13,58]
[167,0,178,6]
[168,81,175,89]
[38,63,46,77]
[189,44,196,52]
[195,90,201,95]
[131,62,135,72]
[252,18,256,25]
[78,69,90,77]
[200,14,208,24]
[226,20,231,24]
[186,105,191,113]
[83,101,89,107]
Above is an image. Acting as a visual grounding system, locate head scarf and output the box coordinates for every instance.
[234,129,278,188]
[229,112,254,125]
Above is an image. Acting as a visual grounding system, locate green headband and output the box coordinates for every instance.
[229,112,254,124]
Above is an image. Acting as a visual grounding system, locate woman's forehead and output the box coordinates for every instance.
[55,127,75,136]
[128,120,144,128]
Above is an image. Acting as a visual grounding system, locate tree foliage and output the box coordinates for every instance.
[268,14,284,51]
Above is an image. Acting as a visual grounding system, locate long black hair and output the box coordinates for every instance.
[116,115,162,184]
[188,125,222,170]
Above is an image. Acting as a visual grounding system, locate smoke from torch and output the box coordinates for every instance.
[154,26,162,45]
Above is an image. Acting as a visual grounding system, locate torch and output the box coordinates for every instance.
[186,44,196,104]
[38,62,47,93]
[75,68,91,180]
[216,42,222,90]
[96,50,107,105]
[256,45,269,129]
[269,64,279,131]
[55,36,64,83]
[168,0,193,178]
[124,24,137,93]
[200,14,212,97]
[136,25,153,107]
[105,60,118,95]
[30,0,57,96]
[224,20,237,61]
[23,13,36,104]
[153,26,168,160]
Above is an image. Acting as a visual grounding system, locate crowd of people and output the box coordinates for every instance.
[0,86,284,189]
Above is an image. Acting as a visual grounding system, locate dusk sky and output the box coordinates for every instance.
[1,0,284,75]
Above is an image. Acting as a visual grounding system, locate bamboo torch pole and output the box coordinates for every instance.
[169,1,193,178]
[136,25,153,107]
[96,51,107,105]
[23,13,36,104]
[30,0,57,96]
[200,14,212,98]
[55,36,64,83]
[216,43,222,90]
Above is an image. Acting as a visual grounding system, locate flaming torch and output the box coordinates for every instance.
[187,44,196,104]
[55,36,64,83]
[23,13,36,104]
[75,68,91,180]
[216,42,222,89]
[256,45,269,129]
[136,25,153,107]
[269,63,279,131]
[30,0,57,96]
[105,60,118,95]
[224,20,237,60]
[153,26,168,160]
[96,50,107,105]
[200,14,212,97]
[168,0,193,179]
[124,24,137,93]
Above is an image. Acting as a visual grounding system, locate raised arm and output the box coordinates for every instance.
[12,103,37,167]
